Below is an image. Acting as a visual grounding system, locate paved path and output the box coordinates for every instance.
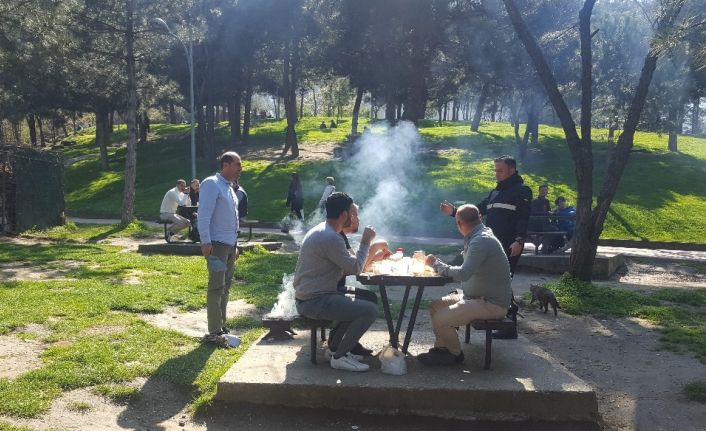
[68,217,706,263]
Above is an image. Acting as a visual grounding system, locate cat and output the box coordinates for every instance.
[530,284,561,316]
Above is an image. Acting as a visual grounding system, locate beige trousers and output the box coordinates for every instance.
[429,292,507,355]
[160,212,190,234]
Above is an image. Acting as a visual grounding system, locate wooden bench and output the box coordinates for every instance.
[238,219,259,243]
[464,318,516,370]
[293,316,332,365]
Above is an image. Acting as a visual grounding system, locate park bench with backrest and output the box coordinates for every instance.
[526,215,574,254]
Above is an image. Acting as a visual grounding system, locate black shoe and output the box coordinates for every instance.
[350,342,373,357]
[418,348,464,366]
[492,328,518,339]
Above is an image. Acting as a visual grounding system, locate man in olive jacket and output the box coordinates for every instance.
[418,204,512,366]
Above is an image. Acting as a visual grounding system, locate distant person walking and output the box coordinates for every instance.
[198,152,242,348]
[286,172,304,220]
[318,176,335,211]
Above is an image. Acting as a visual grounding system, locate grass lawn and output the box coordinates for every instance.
[61,118,706,243]
[0,239,296,418]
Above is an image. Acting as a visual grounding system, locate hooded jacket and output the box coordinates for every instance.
[476,173,532,246]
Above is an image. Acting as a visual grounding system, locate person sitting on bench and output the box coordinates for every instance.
[418,204,512,366]
[159,179,191,240]
[554,196,576,243]
[294,192,378,372]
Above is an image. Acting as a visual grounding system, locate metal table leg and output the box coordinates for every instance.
[394,285,411,342]
[378,284,397,349]
[401,285,426,354]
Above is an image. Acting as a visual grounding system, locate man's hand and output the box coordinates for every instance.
[509,241,523,257]
[361,226,376,245]
[439,200,455,216]
[425,254,438,266]
[201,243,213,257]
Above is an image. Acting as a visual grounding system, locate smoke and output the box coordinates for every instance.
[266,273,298,319]
[340,121,423,240]
[267,121,426,317]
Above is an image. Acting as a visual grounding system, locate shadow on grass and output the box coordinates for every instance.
[116,343,217,430]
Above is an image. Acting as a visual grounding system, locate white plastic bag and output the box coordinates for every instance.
[380,344,407,375]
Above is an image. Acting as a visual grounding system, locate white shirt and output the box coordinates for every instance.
[160,187,190,214]
[318,184,335,206]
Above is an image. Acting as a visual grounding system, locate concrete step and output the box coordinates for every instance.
[217,322,598,423]
[136,241,282,255]
[519,252,624,279]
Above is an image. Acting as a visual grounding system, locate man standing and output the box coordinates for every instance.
[198,152,242,347]
[294,192,378,372]
[160,179,191,240]
[418,205,512,365]
[440,155,531,339]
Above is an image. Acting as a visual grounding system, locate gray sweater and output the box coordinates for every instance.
[294,222,370,300]
[433,223,512,308]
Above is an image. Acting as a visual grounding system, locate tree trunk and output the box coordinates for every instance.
[138,111,148,144]
[471,83,489,132]
[385,97,396,125]
[121,0,138,224]
[489,99,498,122]
[299,88,305,120]
[168,102,177,124]
[242,87,252,146]
[27,114,37,146]
[312,88,318,116]
[228,93,241,145]
[691,96,700,135]
[37,116,45,147]
[95,110,110,170]
[206,103,216,160]
[282,35,299,158]
[608,124,616,142]
[668,131,678,152]
[351,86,364,136]
[109,111,114,132]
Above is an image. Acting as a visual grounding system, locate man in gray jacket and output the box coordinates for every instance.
[294,192,378,372]
[418,204,512,366]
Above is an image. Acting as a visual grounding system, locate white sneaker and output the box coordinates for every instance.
[330,353,369,372]
[324,347,364,362]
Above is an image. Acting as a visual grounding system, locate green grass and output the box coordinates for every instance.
[61,118,706,243]
[684,382,706,403]
[66,401,92,413]
[0,241,294,417]
[533,274,706,363]
[0,422,37,431]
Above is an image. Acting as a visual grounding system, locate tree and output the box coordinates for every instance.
[502,0,688,280]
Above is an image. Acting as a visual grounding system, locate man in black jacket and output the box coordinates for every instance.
[440,155,532,339]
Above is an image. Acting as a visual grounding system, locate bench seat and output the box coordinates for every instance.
[293,316,333,365]
[464,318,516,370]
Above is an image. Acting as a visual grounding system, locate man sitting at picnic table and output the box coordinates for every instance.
[294,192,378,372]
[159,179,192,241]
[419,204,512,366]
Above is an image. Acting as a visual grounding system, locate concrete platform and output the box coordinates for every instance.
[217,321,599,423]
[136,241,282,255]
[518,252,624,279]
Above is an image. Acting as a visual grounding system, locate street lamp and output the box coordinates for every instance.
[153,17,196,180]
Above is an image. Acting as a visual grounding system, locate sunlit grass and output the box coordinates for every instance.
[61,119,706,242]
[0,241,294,417]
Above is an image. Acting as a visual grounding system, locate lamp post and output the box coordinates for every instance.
[153,18,196,180]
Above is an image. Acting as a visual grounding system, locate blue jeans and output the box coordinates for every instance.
[297,293,377,359]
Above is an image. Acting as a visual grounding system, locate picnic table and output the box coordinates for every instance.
[356,273,453,354]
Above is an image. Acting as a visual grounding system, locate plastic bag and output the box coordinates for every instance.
[380,344,407,375]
